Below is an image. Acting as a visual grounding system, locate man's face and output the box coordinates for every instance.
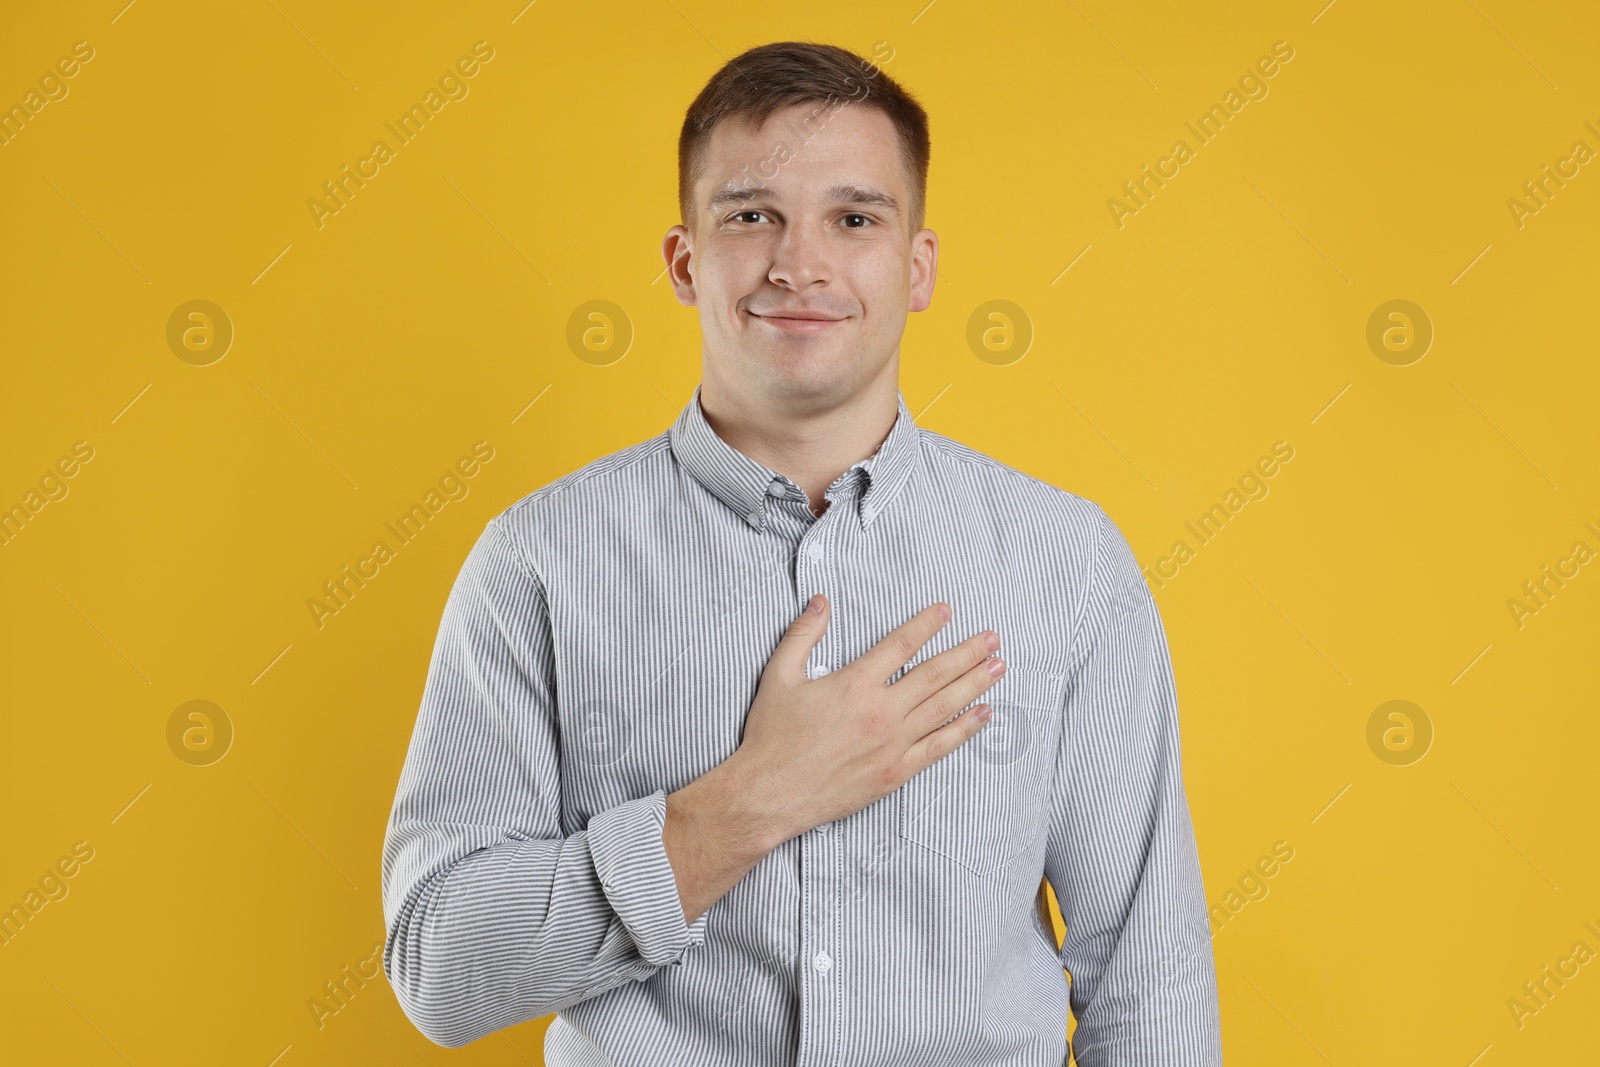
[663,101,937,406]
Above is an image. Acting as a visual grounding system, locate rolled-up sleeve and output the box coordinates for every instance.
[1043,504,1222,1066]
[380,516,709,1048]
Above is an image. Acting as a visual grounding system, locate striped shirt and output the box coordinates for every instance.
[381,383,1222,1065]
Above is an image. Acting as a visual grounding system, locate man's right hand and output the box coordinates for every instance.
[731,593,1005,843]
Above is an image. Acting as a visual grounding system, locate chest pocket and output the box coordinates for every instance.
[897,665,1065,877]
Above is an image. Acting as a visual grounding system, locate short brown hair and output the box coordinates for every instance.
[677,41,931,234]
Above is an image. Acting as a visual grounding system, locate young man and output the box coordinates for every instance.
[382,40,1221,1067]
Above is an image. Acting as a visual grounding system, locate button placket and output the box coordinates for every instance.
[799,767,841,1063]
[790,484,849,1066]
[800,524,833,681]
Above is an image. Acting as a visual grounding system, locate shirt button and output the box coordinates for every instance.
[813,664,831,676]
[813,952,833,973]
[767,481,786,497]
[807,543,825,561]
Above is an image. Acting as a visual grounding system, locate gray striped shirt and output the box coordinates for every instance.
[381,384,1222,1065]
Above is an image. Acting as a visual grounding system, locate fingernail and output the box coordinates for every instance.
[988,658,1005,678]
[938,603,952,621]
[975,704,992,722]
[807,595,824,614]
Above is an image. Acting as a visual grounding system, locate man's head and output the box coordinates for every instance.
[663,41,937,411]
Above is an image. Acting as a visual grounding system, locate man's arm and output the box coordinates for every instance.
[1042,503,1222,1067]
[381,517,722,1048]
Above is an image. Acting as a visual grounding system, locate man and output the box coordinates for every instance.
[381,40,1221,1066]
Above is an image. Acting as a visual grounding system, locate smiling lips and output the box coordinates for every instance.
[749,308,848,333]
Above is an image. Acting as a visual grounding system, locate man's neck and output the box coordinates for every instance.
[697,376,899,519]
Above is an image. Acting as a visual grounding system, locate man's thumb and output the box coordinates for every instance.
[773,594,829,679]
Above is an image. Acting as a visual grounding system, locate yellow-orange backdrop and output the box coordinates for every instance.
[2,1,1597,1064]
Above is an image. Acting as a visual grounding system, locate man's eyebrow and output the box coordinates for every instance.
[706,186,764,212]
[705,183,900,214]
[824,184,900,214]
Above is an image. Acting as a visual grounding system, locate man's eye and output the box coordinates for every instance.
[726,211,873,227]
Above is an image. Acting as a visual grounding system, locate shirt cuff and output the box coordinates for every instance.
[587,789,710,968]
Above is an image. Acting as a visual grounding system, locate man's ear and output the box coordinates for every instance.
[662,225,698,307]
[908,228,938,313]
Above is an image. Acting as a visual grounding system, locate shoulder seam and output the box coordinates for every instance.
[500,432,673,523]
[486,514,547,596]
[918,430,1095,508]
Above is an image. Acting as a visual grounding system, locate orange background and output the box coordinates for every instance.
[2,1,1597,1063]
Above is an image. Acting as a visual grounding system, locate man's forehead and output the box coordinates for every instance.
[698,105,905,208]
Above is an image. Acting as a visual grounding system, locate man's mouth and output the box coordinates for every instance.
[749,309,848,333]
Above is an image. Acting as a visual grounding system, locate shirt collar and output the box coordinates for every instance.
[669,383,921,533]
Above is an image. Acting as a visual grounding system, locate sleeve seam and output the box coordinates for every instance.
[1065,502,1110,671]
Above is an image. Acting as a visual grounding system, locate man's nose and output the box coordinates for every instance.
[767,218,833,289]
